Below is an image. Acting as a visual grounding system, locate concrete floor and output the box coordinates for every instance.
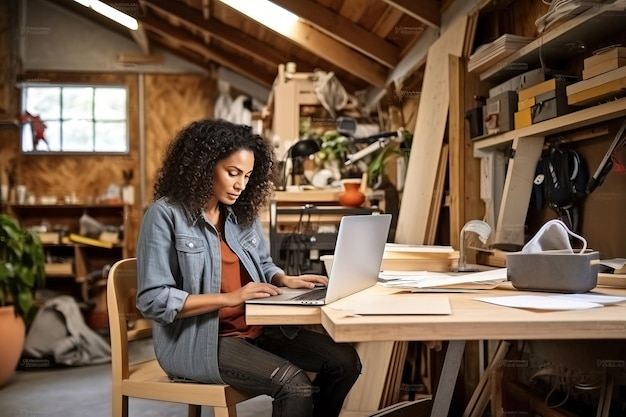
[0,338,272,417]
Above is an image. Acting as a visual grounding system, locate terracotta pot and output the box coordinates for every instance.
[0,306,26,387]
[339,179,365,207]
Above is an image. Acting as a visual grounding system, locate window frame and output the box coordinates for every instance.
[20,82,130,155]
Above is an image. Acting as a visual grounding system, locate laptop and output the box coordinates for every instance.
[247,213,392,306]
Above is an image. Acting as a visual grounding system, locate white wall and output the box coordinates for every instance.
[18,0,270,101]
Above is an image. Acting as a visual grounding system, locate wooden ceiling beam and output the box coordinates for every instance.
[270,0,400,68]
[139,14,274,87]
[371,5,405,38]
[218,2,387,87]
[381,0,440,29]
[143,0,288,69]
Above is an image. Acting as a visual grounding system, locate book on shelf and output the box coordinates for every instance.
[68,233,114,249]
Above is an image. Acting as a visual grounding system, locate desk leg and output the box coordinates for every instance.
[430,340,466,417]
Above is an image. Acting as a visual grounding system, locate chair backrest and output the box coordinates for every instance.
[107,258,152,381]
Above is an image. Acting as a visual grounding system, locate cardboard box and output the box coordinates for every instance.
[583,57,626,79]
[489,68,545,98]
[507,250,599,293]
[37,231,60,244]
[484,90,518,134]
[583,46,626,69]
[532,86,571,123]
[517,78,571,102]
[45,263,73,276]
[567,66,626,105]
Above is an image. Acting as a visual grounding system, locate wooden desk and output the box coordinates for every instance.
[246,283,626,416]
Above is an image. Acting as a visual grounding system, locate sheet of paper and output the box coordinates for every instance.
[329,294,451,315]
[475,295,603,310]
[553,293,626,305]
[379,268,507,289]
[598,258,626,270]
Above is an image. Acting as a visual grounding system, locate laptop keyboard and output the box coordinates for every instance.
[290,287,327,301]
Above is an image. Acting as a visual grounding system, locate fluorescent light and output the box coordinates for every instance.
[73,0,138,30]
[218,0,299,33]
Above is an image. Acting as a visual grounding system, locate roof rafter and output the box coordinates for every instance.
[139,13,275,87]
[381,0,440,29]
[218,1,388,86]
[143,0,288,69]
[270,0,400,68]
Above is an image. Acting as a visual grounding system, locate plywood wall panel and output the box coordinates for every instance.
[142,74,216,206]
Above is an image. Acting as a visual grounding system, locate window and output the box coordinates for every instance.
[21,84,129,153]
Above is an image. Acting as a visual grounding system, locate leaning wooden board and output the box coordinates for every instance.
[396,15,469,244]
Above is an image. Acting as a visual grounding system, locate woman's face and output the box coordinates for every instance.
[212,149,254,205]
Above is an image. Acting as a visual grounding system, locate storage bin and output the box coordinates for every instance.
[506,250,599,293]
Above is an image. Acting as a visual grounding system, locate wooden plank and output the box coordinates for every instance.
[424,144,449,245]
[583,57,626,80]
[567,77,626,106]
[396,15,468,245]
[342,341,396,414]
[493,136,545,248]
[566,65,626,95]
[448,55,463,249]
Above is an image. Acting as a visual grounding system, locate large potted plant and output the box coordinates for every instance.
[0,213,46,387]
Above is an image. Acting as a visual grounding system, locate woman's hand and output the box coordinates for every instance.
[226,282,283,305]
[272,273,328,289]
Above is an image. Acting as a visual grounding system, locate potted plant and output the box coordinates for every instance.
[367,129,413,189]
[0,213,46,386]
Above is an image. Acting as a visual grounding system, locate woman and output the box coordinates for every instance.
[136,118,361,417]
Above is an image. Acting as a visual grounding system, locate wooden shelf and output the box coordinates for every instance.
[479,4,626,83]
[473,96,626,154]
[8,203,129,328]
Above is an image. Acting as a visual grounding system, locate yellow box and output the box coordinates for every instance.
[517,96,535,111]
[514,108,533,129]
[518,79,557,101]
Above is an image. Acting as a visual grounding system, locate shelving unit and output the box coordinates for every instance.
[8,203,128,327]
[470,1,626,249]
[478,4,626,83]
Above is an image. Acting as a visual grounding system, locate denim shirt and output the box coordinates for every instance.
[136,197,284,384]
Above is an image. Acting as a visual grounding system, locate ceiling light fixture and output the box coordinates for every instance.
[218,0,299,33]
[72,0,138,30]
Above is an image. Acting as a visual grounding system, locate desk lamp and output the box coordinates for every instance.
[277,138,321,190]
[457,220,492,272]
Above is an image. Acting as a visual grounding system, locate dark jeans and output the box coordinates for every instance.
[218,326,361,417]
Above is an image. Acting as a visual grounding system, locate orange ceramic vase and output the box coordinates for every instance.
[339,180,365,207]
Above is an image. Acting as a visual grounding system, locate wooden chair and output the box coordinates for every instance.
[107,257,254,417]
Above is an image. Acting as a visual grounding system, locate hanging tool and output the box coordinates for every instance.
[586,118,626,194]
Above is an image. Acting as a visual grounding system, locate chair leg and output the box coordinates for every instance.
[213,405,238,417]
[187,404,202,417]
[112,393,128,417]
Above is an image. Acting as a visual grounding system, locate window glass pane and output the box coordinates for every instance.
[21,84,128,153]
[63,120,94,151]
[62,87,93,120]
[95,121,127,152]
[25,87,60,119]
[95,88,126,120]
[43,121,61,151]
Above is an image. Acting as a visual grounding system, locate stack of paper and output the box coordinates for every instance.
[382,244,459,272]
[468,34,534,73]
[379,268,507,291]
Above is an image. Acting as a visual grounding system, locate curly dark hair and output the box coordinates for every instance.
[154,118,276,227]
